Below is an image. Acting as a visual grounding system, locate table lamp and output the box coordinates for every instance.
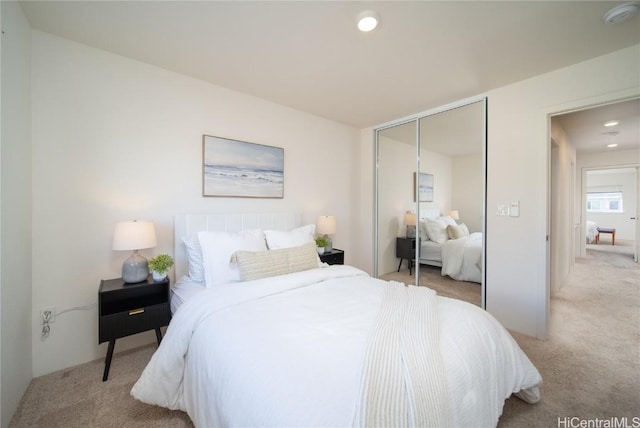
[447,210,460,223]
[404,211,417,238]
[316,215,336,252]
[112,220,157,283]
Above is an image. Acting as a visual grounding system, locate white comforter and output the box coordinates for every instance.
[131,265,541,427]
[441,232,483,283]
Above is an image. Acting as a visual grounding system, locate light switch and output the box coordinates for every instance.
[510,200,520,217]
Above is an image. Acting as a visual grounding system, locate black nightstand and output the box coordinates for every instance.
[319,248,344,265]
[98,277,170,381]
[396,237,417,275]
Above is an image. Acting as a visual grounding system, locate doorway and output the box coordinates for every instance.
[549,97,640,297]
[583,167,638,260]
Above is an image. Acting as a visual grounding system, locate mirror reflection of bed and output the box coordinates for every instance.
[380,210,483,307]
[376,100,485,307]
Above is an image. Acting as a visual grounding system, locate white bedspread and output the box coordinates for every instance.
[586,220,598,244]
[441,232,483,283]
[131,265,540,427]
[354,281,451,427]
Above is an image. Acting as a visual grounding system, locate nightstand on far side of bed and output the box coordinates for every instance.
[319,248,344,265]
[396,237,416,275]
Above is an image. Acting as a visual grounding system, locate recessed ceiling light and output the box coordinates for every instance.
[604,120,620,127]
[602,2,640,24]
[607,143,619,148]
[357,11,379,32]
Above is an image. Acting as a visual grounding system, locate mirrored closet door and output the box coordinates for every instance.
[375,98,487,307]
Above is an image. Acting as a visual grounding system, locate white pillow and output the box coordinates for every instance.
[182,235,205,282]
[233,242,320,281]
[424,218,448,244]
[264,224,316,250]
[418,220,429,241]
[447,223,470,240]
[198,229,267,287]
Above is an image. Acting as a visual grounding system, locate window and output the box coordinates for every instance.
[586,191,623,213]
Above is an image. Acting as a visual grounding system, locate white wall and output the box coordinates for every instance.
[354,128,375,275]
[377,137,415,275]
[30,31,360,377]
[585,169,638,241]
[0,2,33,426]
[549,121,577,295]
[485,45,640,337]
[452,154,483,233]
[418,150,453,221]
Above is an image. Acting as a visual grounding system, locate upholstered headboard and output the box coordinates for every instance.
[174,213,301,279]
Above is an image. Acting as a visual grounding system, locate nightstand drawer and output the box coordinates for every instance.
[99,302,169,343]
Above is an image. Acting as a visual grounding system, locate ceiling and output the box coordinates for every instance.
[19,1,640,129]
[379,100,485,157]
[554,98,640,153]
[378,97,640,157]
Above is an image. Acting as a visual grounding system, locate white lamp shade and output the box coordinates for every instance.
[316,216,337,235]
[404,212,417,226]
[447,210,460,220]
[112,220,157,251]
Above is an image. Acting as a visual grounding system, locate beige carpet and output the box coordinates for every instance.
[9,344,192,428]
[380,263,482,306]
[587,238,635,256]
[499,247,639,427]
[10,250,639,427]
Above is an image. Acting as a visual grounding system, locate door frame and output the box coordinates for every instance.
[543,90,640,337]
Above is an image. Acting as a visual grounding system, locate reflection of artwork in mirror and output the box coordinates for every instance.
[203,135,284,198]
[414,172,434,202]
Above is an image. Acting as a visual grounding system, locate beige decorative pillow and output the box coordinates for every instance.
[446,223,470,240]
[233,242,320,281]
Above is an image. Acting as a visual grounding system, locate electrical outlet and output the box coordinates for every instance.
[41,306,55,324]
[496,204,510,216]
[41,323,50,339]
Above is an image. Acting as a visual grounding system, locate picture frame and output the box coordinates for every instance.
[414,172,434,202]
[203,135,284,198]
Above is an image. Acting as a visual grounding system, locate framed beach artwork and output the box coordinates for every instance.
[414,172,434,202]
[203,135,284,198]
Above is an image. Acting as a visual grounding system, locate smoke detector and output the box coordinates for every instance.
[602,2,640,24]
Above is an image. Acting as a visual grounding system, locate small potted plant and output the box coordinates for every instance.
[148,254,174,282]
[315,236,329,255]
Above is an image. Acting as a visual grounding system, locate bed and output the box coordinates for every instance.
[418,211,483,283]
[586,220,599,244]
[131,213,541,427]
